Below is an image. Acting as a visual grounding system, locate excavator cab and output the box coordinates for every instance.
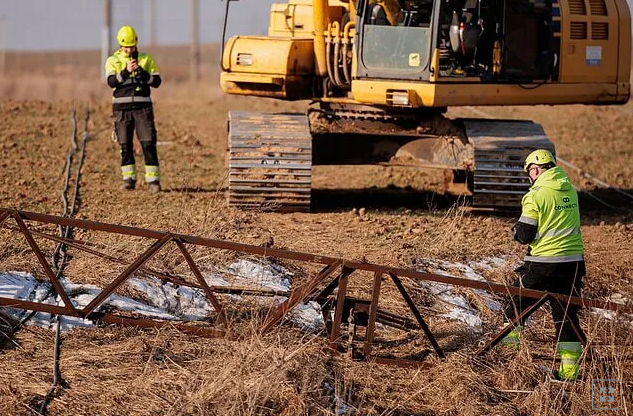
[356,0,557,82]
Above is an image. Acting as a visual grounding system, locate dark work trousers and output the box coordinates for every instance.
[114,107,159,169]
[504,261,586,343]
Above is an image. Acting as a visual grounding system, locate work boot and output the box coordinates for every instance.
[148,181,161,193]
[121,179,136,190]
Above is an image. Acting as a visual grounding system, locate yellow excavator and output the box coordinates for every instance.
[220,0,630,211]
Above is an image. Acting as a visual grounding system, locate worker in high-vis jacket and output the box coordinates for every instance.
[105,25,162,192]
[503,149,586,381]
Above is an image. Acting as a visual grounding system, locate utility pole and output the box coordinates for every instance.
[101,0,111,79]
[149,0,156,47]
[0,15,6,76]
[190,0,200,82]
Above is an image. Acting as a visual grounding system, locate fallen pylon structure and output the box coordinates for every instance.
[1,208,631,367]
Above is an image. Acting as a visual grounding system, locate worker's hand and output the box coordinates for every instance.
[126,60,139,73]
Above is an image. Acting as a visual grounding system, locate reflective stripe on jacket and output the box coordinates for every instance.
[518,167,584,262]
[104,50,161,110]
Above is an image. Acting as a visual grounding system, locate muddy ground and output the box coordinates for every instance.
[0,52,632,415]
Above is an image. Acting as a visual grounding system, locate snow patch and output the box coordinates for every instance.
[590,293,633,325]
[415,256,511,329]
[0,259,321,332]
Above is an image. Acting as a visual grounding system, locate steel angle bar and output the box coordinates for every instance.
[364,271,382,357]
[82,235,173,317]
[0,211,9,227]
[314,266,355,306]
[389,272,445,358]
[175,238,228,328]
[329,269,350,349]
[475,294,550,356]
[12,213,79,316]
[0,297,70,316]
[261,261,341,333]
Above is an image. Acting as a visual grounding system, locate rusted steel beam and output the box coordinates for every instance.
[364,271,382,357]
[329,270,350,349]
[0,297,70,316]
[82,235,173,317]
[313,266,355,301]
[261,262,340,333]
[0,211,9,228]
[7,209,629,314]
[175,238,228,328]
[389,272,445,359]
[12,213,79,316]
[475,294,550,356]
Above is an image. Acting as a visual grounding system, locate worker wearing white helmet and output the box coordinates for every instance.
[105,25,163,192]
[503,149,586,381]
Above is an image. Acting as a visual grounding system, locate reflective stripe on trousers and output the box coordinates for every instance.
[113,96,152,104]
[145,165,160,183]
[121,164,137,179]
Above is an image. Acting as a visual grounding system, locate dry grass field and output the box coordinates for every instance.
[0,45,632,415]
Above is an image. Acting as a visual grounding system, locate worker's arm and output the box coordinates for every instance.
[138,55,162,88]
[513,192,538,244]
[513,220,537,244]
[105,56,132,88]
[136,68,162,88]
[107,69,132,88]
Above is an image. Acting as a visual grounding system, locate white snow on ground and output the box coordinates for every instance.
[225,259,292,292]
[415,256,513,330]
[0,259,322,333]
[590,293,633,325]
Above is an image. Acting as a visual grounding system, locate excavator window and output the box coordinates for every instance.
[436,0,558,80]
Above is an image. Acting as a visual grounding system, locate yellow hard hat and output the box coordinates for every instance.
[117,25,138,47]
[524,149,555,172]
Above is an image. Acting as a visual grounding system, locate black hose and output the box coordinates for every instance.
[34,107,90,416]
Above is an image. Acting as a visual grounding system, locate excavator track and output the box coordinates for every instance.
[463,119,555,208]
[228,111,312,211]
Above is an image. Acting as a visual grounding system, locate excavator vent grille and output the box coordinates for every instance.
[592,22,609,39]
[589,0,608,15]
[568,0,587,14]
[570,22,588,39]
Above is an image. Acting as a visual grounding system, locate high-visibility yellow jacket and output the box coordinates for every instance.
[514,167,584,263]
[104,49,161,110]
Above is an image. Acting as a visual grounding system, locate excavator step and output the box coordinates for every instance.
[228,111,312,212]
[463,119,555,209]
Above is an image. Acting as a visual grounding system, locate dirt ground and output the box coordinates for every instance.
[0,48,632,415]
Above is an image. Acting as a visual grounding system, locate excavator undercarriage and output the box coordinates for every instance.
[228,104,554,211]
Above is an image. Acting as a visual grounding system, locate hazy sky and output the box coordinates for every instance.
[0,0,276,51]
[1,0,633,51]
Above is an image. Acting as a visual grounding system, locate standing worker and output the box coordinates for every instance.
[502,149,586,381]
[105,25,162,192]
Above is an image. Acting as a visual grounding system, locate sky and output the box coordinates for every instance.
[0,0,276,51]
[1,0,633,51]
